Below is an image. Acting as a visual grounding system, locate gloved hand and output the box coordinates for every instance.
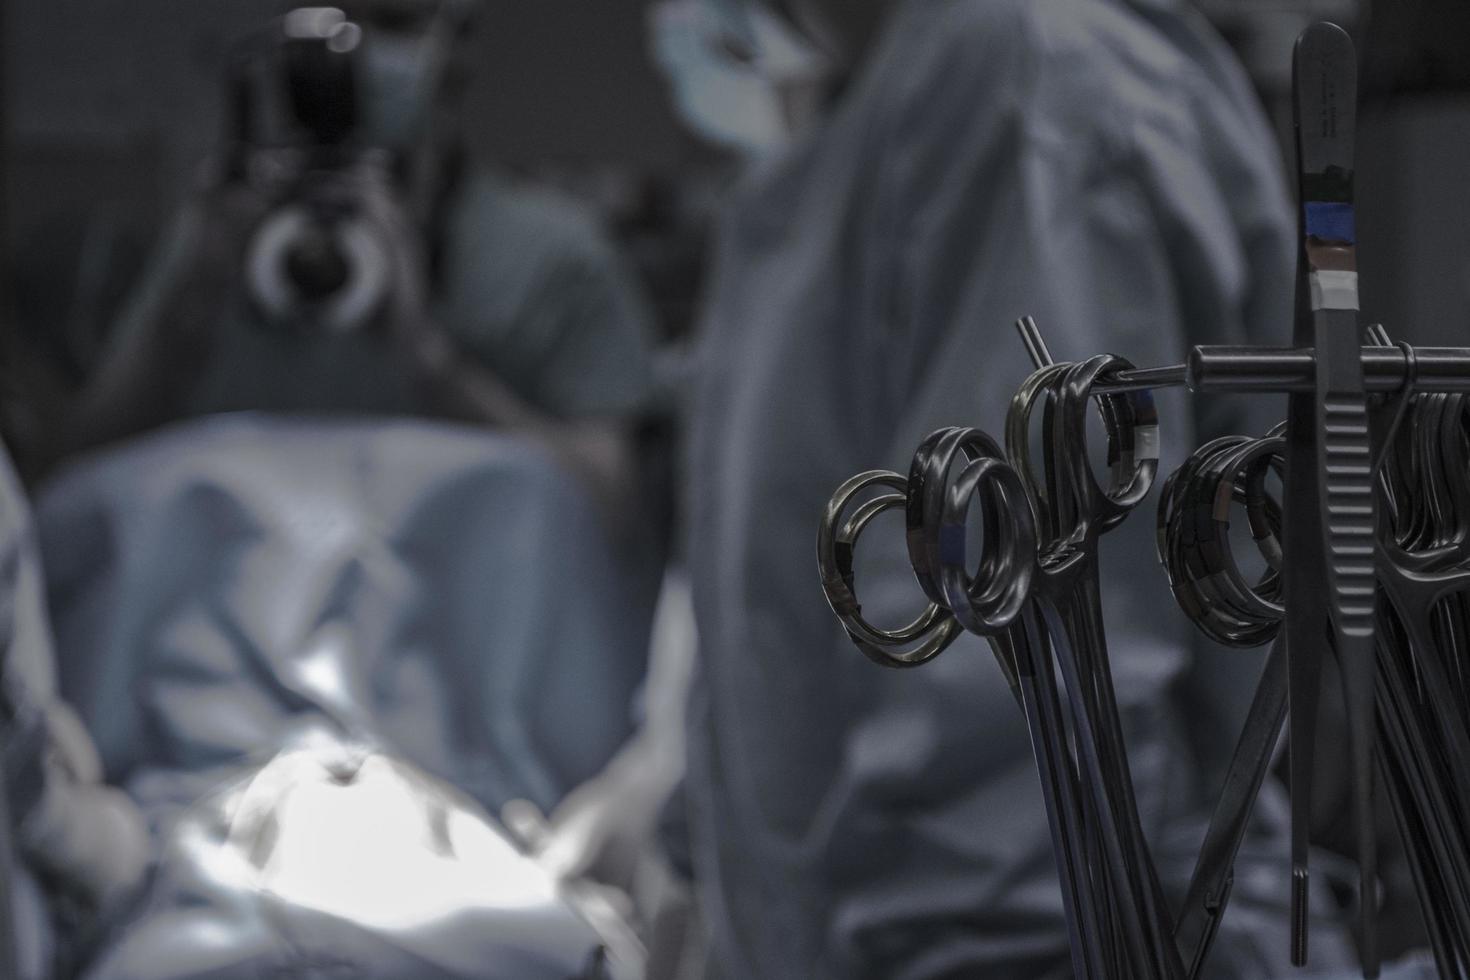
[18,703,149,913]
[504,760,664,890]
[509,575,696,889]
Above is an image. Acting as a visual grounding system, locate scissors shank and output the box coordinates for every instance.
[1378,566,1470,818]
[1038,595,1180,979]
[1375,637,1470,930]
[1174,634,1289,977]
[1377,748,1469,977]
[1278,387,1330,965]
[1010,608,1109,978]
[1062,574,1184,975]
[824,236,1470,974]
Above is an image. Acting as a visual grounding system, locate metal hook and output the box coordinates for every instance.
[1369,326,1419,479]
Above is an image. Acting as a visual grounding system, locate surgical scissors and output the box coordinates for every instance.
[1157,349,1470,977]
[919,352,1172,978]
[818,430,1108,976]
[817,469,962,669]
[1156,427,1293,974]
[814,23,1470,965]
[913,426,1108,978]
[1369,382,1470,975]
[817,346,1175,977]
[917,336,1182,975]
[820,330,1470,978]
[1001,351,1182,980]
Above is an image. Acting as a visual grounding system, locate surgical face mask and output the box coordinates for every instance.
[649,0,832,159]
[356,27,447,151]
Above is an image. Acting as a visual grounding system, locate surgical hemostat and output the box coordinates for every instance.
[816,23,1470,980]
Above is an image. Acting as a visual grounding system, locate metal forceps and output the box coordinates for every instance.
[1369,385,1470,974]
[1000,345,1182,979]
[899,363,1167,978]
[818,427,1111,977]
[906,425,1107,979]
[818,431,1110,975]
[1277,23,1378,970]
[1156,428,1293,974]
[816,384,1163,977]
[817,469,962,669]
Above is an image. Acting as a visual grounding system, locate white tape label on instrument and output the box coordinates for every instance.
[1135,424,1161,463]
[1309,270,1360,312]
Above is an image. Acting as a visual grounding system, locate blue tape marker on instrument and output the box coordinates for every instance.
[938,524,966,568]
[1304,201,1356,244]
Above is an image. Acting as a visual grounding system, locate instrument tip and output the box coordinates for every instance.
[1014,316,1054,369]
[1291,867,1310,966]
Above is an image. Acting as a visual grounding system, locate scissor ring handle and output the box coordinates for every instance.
[845,615,964,669]
[938,454,1038,636]
[1377,392,1470,572]
[1056,355,1160,535]
[1005,363,1073,546]
[1192,435,1284,635]
[817,469,962,668]
[905,427,1008,607]
[1157,432,1285,647]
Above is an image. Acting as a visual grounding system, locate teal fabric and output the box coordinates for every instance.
[0,448,56,980]
[37,416,652,815]
[681,0,1351,976]
[434,171,658,419]
[104,165,656,424]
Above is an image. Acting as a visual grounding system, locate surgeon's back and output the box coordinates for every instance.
[682,0,1329,977]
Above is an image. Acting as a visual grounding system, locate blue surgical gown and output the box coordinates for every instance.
[682,0,1354,976]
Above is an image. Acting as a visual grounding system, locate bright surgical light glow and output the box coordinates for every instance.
[283,7,347,40]
[211,749,560,932]
[293,628,354,711]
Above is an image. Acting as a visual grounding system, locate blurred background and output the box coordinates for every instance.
[1,0,730,476]
[0,1,1468,978]
[4,0,1469,463]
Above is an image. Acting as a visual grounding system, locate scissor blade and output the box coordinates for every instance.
[1291,21,1380,976]
[1174,635,1289,978]
[1006,612,1108,979]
